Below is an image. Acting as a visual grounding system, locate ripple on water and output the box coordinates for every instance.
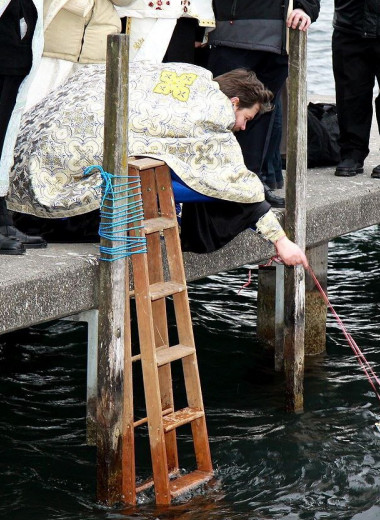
[1,217,380,520]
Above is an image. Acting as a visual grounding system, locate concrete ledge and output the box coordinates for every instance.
[0,244,99,333]
[2,122,380,334]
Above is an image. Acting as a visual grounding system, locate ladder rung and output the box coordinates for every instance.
[131,353,141,363]
[156,344,195,366]
[163,407,204,433]
[136,469,180,494]
[143,217,177,234]
[131,344,194,365]
[131,344,168,363]
[169,470,213,498]
[133,407,174,428]
[128,157,166,170]
[149,281,186,301]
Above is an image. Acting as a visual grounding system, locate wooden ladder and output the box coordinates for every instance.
[124,157,213,505]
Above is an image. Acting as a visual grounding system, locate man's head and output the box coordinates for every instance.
[213,68,273,132]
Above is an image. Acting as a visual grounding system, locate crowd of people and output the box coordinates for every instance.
[0,0,379,267]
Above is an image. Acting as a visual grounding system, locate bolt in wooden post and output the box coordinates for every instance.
[283,28,307,413]
[96,34,130,505]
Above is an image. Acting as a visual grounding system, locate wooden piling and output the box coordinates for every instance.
[283,29,307,412]
[257,264,285,371]
[305,243,328,355]
[96,34,130,505]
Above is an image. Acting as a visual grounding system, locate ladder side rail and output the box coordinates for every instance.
[155,165,213,474]
[155,165,195,347]
[128,164,171,505]
[122,261,136,504]
[140,167,179,473]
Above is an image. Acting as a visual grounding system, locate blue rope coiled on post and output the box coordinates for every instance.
[84,165,147,261]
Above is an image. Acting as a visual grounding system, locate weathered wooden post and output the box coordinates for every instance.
[257,263,285,371]
[283,28,307,412]
[96,34,130,504]
[305,243,328,355]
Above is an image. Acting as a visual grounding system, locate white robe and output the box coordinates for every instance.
[24,0,121,111]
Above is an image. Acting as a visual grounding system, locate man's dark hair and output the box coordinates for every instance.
[214,68,273,113]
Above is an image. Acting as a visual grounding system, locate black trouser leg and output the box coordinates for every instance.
[0,75,46,248]
[376,93,380,136]
[332,30,380,162]
[163,18,198,64]
[0,75,25,226]
[207,46,288,175]
[0,78,24,252]
[0,75,24,158]
[0,197,13,225]
[375,62,380,138]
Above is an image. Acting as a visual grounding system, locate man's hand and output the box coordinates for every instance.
[275,236,309,269]
[287,8,311,31]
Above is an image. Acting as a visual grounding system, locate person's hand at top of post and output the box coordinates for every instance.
[274,236,309,269]
[287,9,311,31]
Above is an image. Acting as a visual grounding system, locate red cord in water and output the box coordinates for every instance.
[237,269,252,295]
[239,257,380,402]
[307,265,380,403]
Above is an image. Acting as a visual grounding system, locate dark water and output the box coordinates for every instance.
[1,225,380,520]
[3,1,380,518]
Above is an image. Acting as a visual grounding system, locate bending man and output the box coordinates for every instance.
[9,62,308,268]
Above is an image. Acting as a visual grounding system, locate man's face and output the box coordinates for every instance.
[232,102,261,132]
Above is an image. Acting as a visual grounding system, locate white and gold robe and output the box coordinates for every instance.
[9,61,284,243]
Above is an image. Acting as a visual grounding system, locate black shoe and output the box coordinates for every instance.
[335,158,364,177]
[371,165,380,179]
[263,183,285,208]
[0,233,25,255]
[0,225,47,249]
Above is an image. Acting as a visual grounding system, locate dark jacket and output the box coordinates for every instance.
[333,0,380,38]
[0,0,37,75]
[209,0,320,55]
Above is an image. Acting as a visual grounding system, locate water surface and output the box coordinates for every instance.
[1,225,380,520]
[2,2,380,519]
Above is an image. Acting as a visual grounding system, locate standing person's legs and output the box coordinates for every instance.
[163,18,198,64]
[208,47,287,206]
[0,76,46,251]
[0,76,25,253]
[0,76,24,157]
[208,47,288,174]
[333,30,375,176]
[208,46,251,77]
[262,96,284,189]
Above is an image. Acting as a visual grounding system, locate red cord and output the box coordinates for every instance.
[307,265,380,403]
[237,256,282,294]
[237,269,252,295]
[238,257,380,403]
